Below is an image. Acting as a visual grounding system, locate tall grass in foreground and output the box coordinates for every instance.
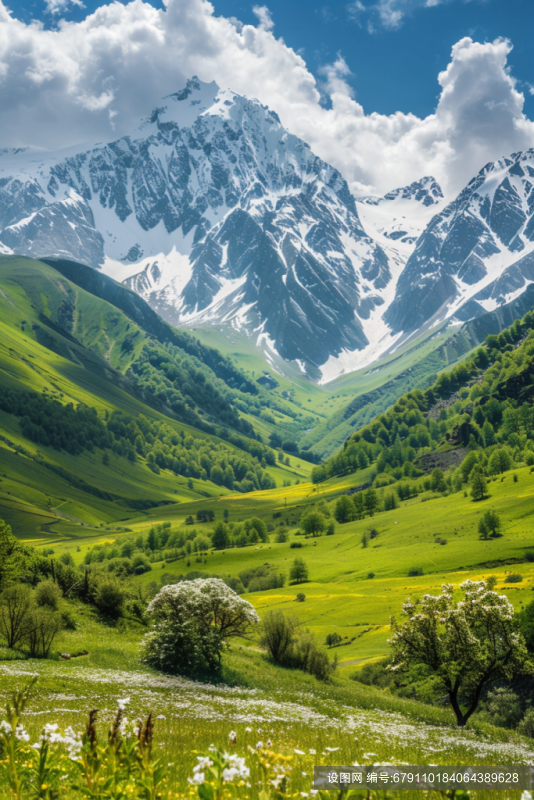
[0,673,533,800]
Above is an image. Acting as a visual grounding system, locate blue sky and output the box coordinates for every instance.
[7,0,533,119]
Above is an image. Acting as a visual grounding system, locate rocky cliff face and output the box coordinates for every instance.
[384,152,534,335]
[1,79,534,381]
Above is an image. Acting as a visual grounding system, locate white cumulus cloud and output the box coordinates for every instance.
[45,0,85,15]
[0,0,532,199]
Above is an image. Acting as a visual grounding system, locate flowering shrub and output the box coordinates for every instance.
[141,578,259,677]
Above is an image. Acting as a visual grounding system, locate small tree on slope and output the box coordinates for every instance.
[141,578,259,676]
[389,579,532,727]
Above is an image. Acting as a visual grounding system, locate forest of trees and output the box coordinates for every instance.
[312,309,534,485]
[0,388,277,493]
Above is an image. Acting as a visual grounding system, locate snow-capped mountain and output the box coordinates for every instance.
[1,78,534,382]
[385,152,534,335]
[0,77,399,373]
[357,176,444,246]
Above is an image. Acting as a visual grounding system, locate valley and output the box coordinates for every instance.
[2,151,534,798]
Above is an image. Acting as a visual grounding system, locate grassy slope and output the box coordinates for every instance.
[1,607,532,799]
[1,261,534,787]
[0,257,302,542]
[45,462,534,666]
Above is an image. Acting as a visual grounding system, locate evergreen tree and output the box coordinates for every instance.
[384,492,398,511]
[482,420,496,447]
[352,493,365,519]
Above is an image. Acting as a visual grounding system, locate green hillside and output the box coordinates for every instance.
[0,256,308,543]
[1,255,534,798]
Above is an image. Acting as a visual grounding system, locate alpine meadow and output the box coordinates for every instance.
[1,2,534,797]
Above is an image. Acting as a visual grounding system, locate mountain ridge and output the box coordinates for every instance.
[1,80,534,383]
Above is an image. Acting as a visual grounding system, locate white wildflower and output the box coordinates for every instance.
[195,756,214,771]
[294,749,306,755]
[117,698,130,710]
[221,754,249,783]
[15,725,30,742]
[309,749,316,755]
[256,741,263,749]
[325,747,339,752]
[0,720,12,735]
[521,793,532,800]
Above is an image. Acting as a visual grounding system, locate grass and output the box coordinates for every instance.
[0,256,304,542]
[40,463,534,665]
[1,616,532,799]
[1,255,534,794]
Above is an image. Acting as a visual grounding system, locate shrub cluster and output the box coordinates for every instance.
[260,610,335,681]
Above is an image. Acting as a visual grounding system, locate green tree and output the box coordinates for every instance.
[301,512,326,537]
[384,492,398,511]
[390,579,531,726]
[430,468,447,493]
[334,496,353,524]
[519,598,534,654]
[260,610,297,664]
[0,520,27,590]
[325,632,342,647]
[212,523,229,550]
[488,448,512,475]
[35,580,62,611]
[0,585,34,649]
[248,518,269,543]
[364,487,378,517]
[470,472,488,501]
[482,420,496,447]
[223,465,235,490]
[352,493,365,520]
[94,579,126,619]
[478,510,501,539]
[210,465,224,486]
[289,557,309,584]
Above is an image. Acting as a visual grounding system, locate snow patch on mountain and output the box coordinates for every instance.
[2,79,534,383]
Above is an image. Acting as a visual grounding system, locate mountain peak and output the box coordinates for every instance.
[360,176,443,208]
[138,77,220,131]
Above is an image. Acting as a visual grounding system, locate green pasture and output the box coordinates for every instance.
[45,464,534,665]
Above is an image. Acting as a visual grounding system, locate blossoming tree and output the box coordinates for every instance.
[142,578,260,676]
[389,579,532,726]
